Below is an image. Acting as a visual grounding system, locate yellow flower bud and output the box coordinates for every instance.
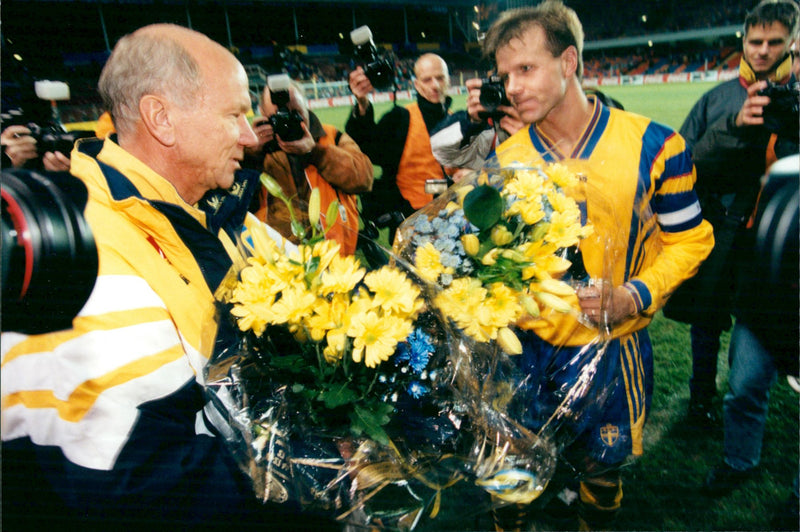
[445,201,460,214]
[538,278,575,297]
[534,291,573,313]
[520,295,541,317]
[260,173,286,199]
[500,249,526,262]
[308,188,321,227]
[491,225,514,246]
[461,234,480,256]
[497,327,523,355]
[325,199,340,230]
[482,248,499,266]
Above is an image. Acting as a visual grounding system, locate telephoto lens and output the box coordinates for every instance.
[2,169,97,334]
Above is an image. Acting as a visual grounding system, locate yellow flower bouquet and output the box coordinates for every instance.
[392,161,616,508]
[205,175,465,528]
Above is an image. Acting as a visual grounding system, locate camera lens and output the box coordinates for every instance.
[479,75,510,114]
[2,169,97,334]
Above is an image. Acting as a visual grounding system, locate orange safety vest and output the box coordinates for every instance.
[306,124,361,255]
[395,103,445,210]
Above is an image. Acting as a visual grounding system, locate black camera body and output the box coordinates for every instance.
[350,26,395,90]
[267,74,305,142]
[479,75,511,118]
[758,81,799,139]
[1,108,94,157]
[33,123,94,154]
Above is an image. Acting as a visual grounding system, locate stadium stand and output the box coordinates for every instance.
[2,0,752,126]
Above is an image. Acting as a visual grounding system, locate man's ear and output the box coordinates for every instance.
[561,45,579,79]
[139,95,176,146]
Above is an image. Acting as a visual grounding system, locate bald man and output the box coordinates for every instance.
[1,24,337,530]
[346,53,452,241]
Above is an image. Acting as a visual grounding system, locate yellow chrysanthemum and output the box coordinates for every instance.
[232,263,282,305]
[414,241,446,283]
[307,293,351,342]
[230,301,275,336]
[319,254,366,295]
[486,283,524,327]
[518,240,568,281]
[508,196,546,225]
[546,189,580,215]
[503,169,546,200]
[270,285,317,325]
[545,210,587,249]
[363,267,423,317]
[310,239,341,273]
[544,162,580,189]
[349,311,412,368]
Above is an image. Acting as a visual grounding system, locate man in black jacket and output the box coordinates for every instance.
[663,0,799,426]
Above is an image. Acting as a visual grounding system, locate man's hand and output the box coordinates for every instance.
[246,117,274,157]
[276,122,315,155]
[1,125,38,168]
[42,150,71,172]
[497,106,525,136]
[735,80,771,127]
[576,279,637,326]
[465,78,485,122]
[349,67,374,116]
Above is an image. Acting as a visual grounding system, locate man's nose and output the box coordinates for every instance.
[240,116,259,147]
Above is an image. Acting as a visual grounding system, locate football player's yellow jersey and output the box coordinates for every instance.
[494,96,714,346]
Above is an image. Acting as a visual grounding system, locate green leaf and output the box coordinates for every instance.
[320,382,359,409]
[463,185,503,230]
[269,354,308,370]
[350,403,393,446]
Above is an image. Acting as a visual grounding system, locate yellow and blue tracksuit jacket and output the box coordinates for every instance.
[494,95,714,346]
[494,96,714,465]
[1,137,269,525]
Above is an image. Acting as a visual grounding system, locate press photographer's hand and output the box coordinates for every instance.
[276,122,315,155]
[497,106,525,136]
[735,81,771,127]
[1,125,38,168]
[349,67,375,115]
[41,150,71,172]
[465,78,485,122]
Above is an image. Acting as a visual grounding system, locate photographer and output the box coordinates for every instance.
[247,76,373,256]
[663,0,799,429]
[430,76,525,174]
[430,78,622,174]
[345,53,452,241]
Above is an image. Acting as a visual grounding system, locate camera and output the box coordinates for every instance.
[1,109,95,157]
[2,169,98,334]
[479,75,510,120]
[267,74,305,142]
[757,81,799,139]
[350,26,395,90]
